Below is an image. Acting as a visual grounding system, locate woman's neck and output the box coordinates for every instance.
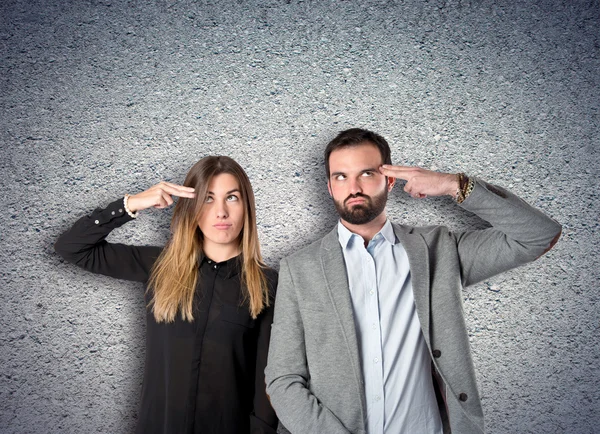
[202,241,241,263]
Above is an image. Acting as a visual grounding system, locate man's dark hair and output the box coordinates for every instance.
[324,128,392,178]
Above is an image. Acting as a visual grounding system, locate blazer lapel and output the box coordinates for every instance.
[392,223,432,347]
[319,227,366,420]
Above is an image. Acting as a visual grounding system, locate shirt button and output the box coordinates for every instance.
[214,265,217,269]
[374,357,379,363]
[118,209,123,213]
[94,220,99,224]
[369,289,374,295]
[207,260,212,264]
[459,393,468,402]
[372,323,377,330]
[111,211,115,215]
[432,349,442,358]
[374,395,380,402]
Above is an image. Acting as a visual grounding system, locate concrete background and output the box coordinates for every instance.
[1,0,598,432]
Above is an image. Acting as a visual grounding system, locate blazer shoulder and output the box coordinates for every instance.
[391,221,450,238]
[282,228,335,266]
[284,238,322,264]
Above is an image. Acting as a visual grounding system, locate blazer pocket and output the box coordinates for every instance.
[220,304,255,328]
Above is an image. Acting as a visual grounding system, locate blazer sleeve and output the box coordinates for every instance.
[250,269,279,434]
[54,198,162,282]
[454,179,562,287]
[265,258,352,434]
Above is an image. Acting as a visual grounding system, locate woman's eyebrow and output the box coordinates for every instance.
[206,189,241,194]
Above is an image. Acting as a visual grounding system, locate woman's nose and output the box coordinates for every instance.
[215,201,229,218]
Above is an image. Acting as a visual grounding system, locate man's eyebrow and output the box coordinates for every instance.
[330,168,380,177]
[360,168,379,174]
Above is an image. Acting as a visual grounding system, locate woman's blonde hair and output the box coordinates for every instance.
[147,156,268,322]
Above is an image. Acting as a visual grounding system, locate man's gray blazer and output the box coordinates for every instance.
[265,179,561,434]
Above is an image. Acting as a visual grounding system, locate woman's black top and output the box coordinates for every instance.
[54,198,278,434]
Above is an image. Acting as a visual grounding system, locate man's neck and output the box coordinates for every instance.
[340,212,387,246]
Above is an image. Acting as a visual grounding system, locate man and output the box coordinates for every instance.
[265,128,561,434]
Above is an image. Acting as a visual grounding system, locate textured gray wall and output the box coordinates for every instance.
[1,0,598,432]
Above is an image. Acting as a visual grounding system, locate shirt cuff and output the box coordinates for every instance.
[90,198,135,227]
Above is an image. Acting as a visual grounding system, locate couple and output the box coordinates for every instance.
[55,128,561,434]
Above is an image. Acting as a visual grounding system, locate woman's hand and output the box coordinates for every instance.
[126,182,196,212]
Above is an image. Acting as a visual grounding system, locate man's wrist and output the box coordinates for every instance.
[454,173,474,203]
[447,173,460,197]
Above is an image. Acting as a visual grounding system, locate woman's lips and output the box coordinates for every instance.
[213,223,232,230]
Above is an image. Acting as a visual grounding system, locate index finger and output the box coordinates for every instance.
[160,182,197,198]
[161,181,196,191]
[379,165,418,180]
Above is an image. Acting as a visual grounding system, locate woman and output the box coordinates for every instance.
[54,156,278,434]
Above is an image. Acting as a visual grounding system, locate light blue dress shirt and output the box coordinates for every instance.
[337,220,443,434]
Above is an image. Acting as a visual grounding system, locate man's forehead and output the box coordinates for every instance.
[329,143,383,169]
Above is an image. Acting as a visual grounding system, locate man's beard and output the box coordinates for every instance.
[333,188,388,225]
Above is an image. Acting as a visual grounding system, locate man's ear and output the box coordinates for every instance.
[386,176,395,192]
[327,180,332,197]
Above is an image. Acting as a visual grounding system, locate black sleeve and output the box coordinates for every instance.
[54,198,162,283]
[250,268,279,433]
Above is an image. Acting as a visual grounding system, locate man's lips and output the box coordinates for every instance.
[213,223,232,230]
[345,197,367,206]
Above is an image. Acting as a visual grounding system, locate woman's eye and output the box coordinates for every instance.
[227,195,239,201]
[204,196,214,203]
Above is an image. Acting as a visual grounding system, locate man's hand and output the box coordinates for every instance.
[379,165,459,199]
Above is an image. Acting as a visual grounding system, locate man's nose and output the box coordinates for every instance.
[348,178,362,195]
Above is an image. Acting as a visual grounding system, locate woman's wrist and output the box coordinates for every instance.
[123,194,139,218]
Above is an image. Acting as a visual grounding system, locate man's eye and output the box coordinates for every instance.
[362,171,374,177]
[227,195,239,201]
[335,174,346,181]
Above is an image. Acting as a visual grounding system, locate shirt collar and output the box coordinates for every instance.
[200,253,242,279]
[337,221,355,250]
[337,219,396,249]
[379,219,397,245]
